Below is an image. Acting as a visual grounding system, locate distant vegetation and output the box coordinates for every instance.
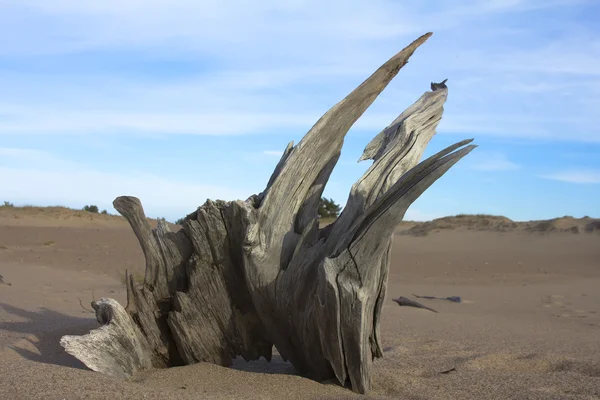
[318,197,341,219]
[83,205,99,213]
[172,197,341,226]
[2,202,110,215]
[82,205,109,214]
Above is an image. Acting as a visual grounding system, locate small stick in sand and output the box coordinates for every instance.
[77,288,97,314]
[392,296,439,313]
[439,367,456,374]
[413,293,462,303]
[78,297,95,313]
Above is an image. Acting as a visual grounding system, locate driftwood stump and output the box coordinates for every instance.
[60,32,476,394]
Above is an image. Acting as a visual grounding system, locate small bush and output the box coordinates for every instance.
[101,209,108,215]
[2,201,14,207]
[175,217,185,225]
[83,205,99,213]
[318,197,341,219]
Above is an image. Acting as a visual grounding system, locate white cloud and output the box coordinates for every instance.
[452,41,600,77]
[0,0,598,144]
[1,0,579,56]
[0,146,77,168]
[262,150,284,157]
[0,1,414,58]
[0,147,49,159]
[0,109,317,136]
[0,148,249,220]
[539,170,600,184]
[437,112,600,143]
[495,80,599,94]
[469,153,520,171]
[404,208,439,222]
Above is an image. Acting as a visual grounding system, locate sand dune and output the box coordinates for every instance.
[1,206,599,399]
[399,214,600,236]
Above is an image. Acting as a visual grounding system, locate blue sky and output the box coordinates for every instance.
[1,0,599,222]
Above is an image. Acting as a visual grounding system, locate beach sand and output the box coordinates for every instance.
[1,207,599,399]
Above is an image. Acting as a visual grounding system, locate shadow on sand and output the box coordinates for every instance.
[0,303,98,370]
[1,302,299,376]
[230,353,298,375]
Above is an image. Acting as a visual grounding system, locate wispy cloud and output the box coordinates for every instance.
[404,208,440,222]
[0,0,598,143]
[468,153,521,171]
[0,108,317,136]
[0,1,599,221]
[0,148,248,219]
[1,0,584,56]
[539,169,600,184]
[0,146,76,169]
[0,147,49,159]
[262,150,284,157]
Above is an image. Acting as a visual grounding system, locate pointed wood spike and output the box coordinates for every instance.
[333,140,476,258]
[258,32,434,262]
[113,196,161,289]
[326,85,448,247]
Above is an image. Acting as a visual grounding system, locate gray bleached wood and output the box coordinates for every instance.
[60,298,153,379]
[60,32,476,394]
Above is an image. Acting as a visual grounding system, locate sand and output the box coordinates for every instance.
[1,207,599,399]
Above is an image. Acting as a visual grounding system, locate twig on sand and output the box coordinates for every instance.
[0,274,10,286]
[392,296,439,313]
[413,293,462,303]
[78,288,97,314]
[78,297,95,313]
[439,367,456,374]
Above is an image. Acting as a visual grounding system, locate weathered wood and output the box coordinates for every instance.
[60,298,153,379]
[60,32,476,395]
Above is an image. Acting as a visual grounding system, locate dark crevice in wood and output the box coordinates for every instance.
[334,256,351,387]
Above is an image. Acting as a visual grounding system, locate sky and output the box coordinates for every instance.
[0,0,599,222]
